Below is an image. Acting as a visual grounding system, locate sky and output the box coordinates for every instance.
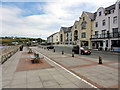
[0,0,117,40]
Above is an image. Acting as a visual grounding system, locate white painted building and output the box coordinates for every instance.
[64,26,73,45]
[53,32,60,44]
[47,35,53,45]
[91,0,120,51]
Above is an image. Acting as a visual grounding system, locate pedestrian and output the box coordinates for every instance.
[20,45,23,51]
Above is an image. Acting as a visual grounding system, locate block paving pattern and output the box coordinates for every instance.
[33,47,119,88]
[2,47,94,88]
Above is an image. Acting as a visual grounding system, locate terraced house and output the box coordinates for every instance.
[59,26,72,44]
[91,0,120,51]
[64,26,73,45]
[71,21,79,45]
[59,27,67,44]
[47,0,120,51]
[78,11,94,49]
[53,32,60,45]
[47,34,53,45]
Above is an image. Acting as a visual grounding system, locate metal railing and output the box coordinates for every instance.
[91,32,120,39]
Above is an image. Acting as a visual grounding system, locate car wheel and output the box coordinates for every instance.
[88,52,91,55]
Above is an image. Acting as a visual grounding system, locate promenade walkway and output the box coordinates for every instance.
[32,47,119,89]
[2,47,94,89]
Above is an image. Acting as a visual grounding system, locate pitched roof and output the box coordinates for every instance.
[47,32,59,38]
[84,11,94,20]
[65,26,73,33]
[105,4,115,11]
[60,26,72,33]
[74,20,79,24]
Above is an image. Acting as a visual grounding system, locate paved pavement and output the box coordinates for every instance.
[0,64,2,89]
[2,47,95,89]
[54,46,119,62]
[32,47,119,88]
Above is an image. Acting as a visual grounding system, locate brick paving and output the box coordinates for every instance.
[16,57,54,72]
[2,47,94,88]
[33,47,119,89]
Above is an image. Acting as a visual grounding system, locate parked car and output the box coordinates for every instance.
[72,45,91,55]
[47,45,54,49]
[72,45,79,54]
[81,47,91,55]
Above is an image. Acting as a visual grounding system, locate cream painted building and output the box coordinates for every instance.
[64,26,72,44]
[53,32,60,44]
[78,11,94,49]
[59,27,66,44]
[59,27,72,44]
[71,21,79,45]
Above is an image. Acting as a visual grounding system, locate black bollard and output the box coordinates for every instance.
[48,48,49,51]
[62,51,63,54]
[53,49,55,52]
[72,52,74,57]
[99,56,102,64]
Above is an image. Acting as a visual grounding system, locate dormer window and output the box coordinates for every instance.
[104,10,108,15]
[99,11,101,16]
[110,9,114,14]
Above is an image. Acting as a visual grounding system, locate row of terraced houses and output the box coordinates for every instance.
[47,0,120,51]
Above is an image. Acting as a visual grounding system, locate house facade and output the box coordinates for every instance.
[71,21,79,45]
[47,0,120,51]
[59,27,66,44]
[59,27,72,44]
[64,26,73,45]
[53,32,60,44]
[91,1,120,51]
[78,12,94,49]
[47,35,53,45]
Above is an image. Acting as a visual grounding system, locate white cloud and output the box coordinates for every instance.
[1,6,56,39]
[1,0,117,40]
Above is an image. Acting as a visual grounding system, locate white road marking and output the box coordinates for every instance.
[34,48,99,89]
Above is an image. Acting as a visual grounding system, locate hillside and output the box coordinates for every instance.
[0,37,45,45]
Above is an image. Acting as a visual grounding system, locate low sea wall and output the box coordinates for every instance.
[0,46,20,64]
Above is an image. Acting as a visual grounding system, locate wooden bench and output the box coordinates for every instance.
[28,48,32,54]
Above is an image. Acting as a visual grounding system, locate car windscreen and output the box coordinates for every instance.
[83,47,89,50]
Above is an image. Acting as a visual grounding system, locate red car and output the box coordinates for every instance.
[81,49,91,55]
